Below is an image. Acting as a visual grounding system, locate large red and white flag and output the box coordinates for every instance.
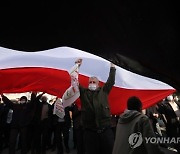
[0,46,175,114]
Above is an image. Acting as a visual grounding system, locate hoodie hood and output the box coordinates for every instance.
[118,110,142,124]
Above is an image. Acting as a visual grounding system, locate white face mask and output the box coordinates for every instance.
[167,95,173,101]
[174,97,179,102]
[20,100,26,104]
[88,83,97,91]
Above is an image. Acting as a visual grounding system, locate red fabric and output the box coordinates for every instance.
[0,67,175,115]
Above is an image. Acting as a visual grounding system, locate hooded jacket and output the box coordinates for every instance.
[112,110,164,154]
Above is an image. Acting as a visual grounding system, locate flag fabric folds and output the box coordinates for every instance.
[62,63,80,108]
[53,98,65,119]
[0,46,175,114]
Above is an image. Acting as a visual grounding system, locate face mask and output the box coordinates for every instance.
[88,83,97,91]
[20,100,26,104]
[167,95,173,101]
[174,97,179,102]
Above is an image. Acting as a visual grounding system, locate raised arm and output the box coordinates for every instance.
[30,91,37,102]
[103,62,116,93]
[36,92,45,100]
[74,58,85,92]
[1,94,13,108]
[75,58,82,67]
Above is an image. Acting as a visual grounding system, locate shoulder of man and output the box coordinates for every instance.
[137,114,150,124]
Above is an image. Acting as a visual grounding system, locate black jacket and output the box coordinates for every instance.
[79,67,116,129]
[52,106,71,128]
[1,94,35,128]
[70,103,82,129]
[157,100,180,137]
[0,103,9,126]
[32,94,53,124]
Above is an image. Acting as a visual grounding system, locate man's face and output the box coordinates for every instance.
[88,77,99,90]
[19,99,27,104]
[167,95,173,102]
[41,96,48,102]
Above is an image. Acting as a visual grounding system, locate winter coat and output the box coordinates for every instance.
[112,110,164,154]
[79,67,116,129]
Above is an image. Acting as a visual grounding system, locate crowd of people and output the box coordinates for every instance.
[0,58,180,154]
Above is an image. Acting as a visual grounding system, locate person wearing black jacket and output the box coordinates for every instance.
[52,106,71,154]
[146,105,166,137]
[31,93,53,154]
[157,95,180,153]
[70,102,85,154]
[74,59,116,154]
[0,100,11,153]
[1,92,36,154]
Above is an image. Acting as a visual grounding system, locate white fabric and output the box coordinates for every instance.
[169,101,180,117]
[53,98,65,118]
[62,64,80,108]
[0,46,174,90]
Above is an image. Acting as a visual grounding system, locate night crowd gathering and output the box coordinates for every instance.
[0,58,180,154]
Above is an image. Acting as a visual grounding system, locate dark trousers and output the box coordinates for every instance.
[30,124,36,154]
[84,127,114,154]
[0,123,10,153]
[54,122,70,154]
[72,126,77,148]
[166,125,180,153]
[75,127,85,154]
[9,127,28,154]
[33,119,49,154]
[0,126,3,153]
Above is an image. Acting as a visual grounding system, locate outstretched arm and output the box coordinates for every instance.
[30,91,37,102]
[74,58,85,92]
[75,58,82,67]
[1,94,13,108]
[103,62,116,94]
[36,92,45,100]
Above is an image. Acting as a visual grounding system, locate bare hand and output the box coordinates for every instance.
[75,58,82,67]
[31,91,37,95]
[110,62,115,68]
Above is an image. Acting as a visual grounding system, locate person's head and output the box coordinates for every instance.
[174,95,179,102]
[88,76,99,91]
[127,96,142,112]
[167,95,173,102]
[19,96,28,104]
[41,96,48,102]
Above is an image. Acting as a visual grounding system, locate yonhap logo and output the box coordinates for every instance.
[129,132,180,149]
[128,132,143,148]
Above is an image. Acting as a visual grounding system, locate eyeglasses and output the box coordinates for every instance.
[89,81,96,84]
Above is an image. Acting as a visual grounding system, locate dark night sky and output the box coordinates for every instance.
[0,1,179,90]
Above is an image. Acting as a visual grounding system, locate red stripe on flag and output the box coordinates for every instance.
[79,74,175,114]
[0,67,175,114]
[0,67,71,97]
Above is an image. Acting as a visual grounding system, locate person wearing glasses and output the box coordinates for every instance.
[74,59,116,154]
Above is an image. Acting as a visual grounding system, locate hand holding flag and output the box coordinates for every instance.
[75,58,82,67]
[62,61,81,108]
